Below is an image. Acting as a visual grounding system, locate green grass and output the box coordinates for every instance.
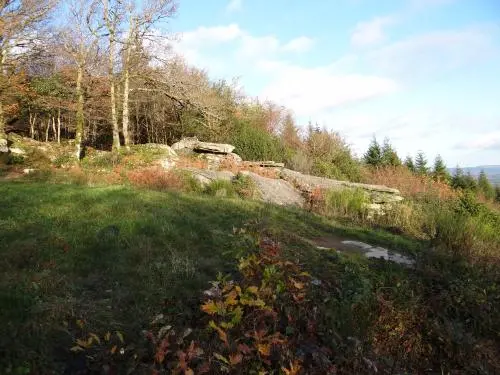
[1,180,498,373]
[0,180,421,372]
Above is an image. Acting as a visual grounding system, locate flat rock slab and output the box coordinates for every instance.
[241,171,305,207]
[280,168,401,195]
[194,142,235,154]
[171,137,235,154]
[246,161,285,168]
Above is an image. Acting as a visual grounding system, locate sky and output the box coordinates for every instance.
[162,0,500,167]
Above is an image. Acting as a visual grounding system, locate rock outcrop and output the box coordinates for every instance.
[171,137,235,154]
[240,171,305,207]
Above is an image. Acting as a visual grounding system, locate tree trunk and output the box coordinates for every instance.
[57,108,61,143]
[122,65,130,150]
[0,101,7,153]
[51,115,56,141]
[45,117,50,142]
[75,63,84,159]
[104,0,120,152]
[29,110,37,139]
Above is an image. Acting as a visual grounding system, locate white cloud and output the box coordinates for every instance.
[282,36,315,53]
[226,0,242,13]
[350,16,395,47]
[367,26,498,81]
[456,131,500,150]
[260,65,399,116]
[181,24,243,47]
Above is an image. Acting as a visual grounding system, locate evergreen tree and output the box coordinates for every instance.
[363,137,382,167]
[495,186,500,203]
[432,154,450,183]
[477,170,495,200]
[404,155,415,173]
[464,172,478,192]
[451,165,466,189]
[381,137,401,167]
[414,151,429,175]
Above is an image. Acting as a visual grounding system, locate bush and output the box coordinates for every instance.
[203,179,238,198]
[233,173,260,199]
[228,120,286,162]
[127,167,201,193]
[317,188,369,221]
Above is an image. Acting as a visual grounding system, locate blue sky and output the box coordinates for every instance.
[164,0,500,167]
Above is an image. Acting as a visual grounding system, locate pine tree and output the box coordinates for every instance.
[477,170,495,200]
[432,155,450,183]
[451,165,465,189]
[381,137,401,167]
[404,155,415,173]
[364,137,382,167]
[414,151,429,175]
[464,172,478,192]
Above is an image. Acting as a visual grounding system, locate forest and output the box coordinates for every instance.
[1,0,500,374]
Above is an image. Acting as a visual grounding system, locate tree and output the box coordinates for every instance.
[495,186,500,203]
[380,137,401,167]
[363,137,382,167]
[61,0,99,158]
[120,0,177,150]
[477,170,495,200]
[0,0,56,152]
[280,111,301,150]
[414,151,429,175]
[432,154,450,183]
[404,155,415,173]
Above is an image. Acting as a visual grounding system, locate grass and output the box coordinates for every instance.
[0,180,421,373]
[1,176,499,373]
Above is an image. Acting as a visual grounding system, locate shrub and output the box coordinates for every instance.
[228,120,286,162]
[127,167,201,193]
[81,150,122,169]
[203,179,238,198]
[320,188,369,221]
[233,173,260,199]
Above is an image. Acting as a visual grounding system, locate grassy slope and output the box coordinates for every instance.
[0,181,421,371]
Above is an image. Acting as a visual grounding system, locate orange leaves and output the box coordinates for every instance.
[209,321,228,347]
[282,360,302,375]
[257,343,271,357]
[229,352,243,365]
[201,300,219,315]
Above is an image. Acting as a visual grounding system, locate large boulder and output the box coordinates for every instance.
[171,137,235,154]
[279,168,401,195]
[240,171,305,207]
[194,142,235,154]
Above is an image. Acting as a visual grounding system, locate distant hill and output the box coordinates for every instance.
[448,165,500,186]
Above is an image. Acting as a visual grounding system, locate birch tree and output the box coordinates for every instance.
[61,0,98,159]
[0,0,57,152]
[121,0,176,150]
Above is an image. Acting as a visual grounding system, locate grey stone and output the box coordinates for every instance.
[171,137,235,154]
[246,161,285,168]
[194,142,235,154]
[241,171,305,207]
[171,137,199,151]
[0,138,8,153]
[183,168,235,186]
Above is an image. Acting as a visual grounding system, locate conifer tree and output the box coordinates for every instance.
[415,151,429,175]
[432,155,450,183]
[381,137,401,166]
[404,155,415,173]
[477,170,495,200]
[363,137,382,167]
